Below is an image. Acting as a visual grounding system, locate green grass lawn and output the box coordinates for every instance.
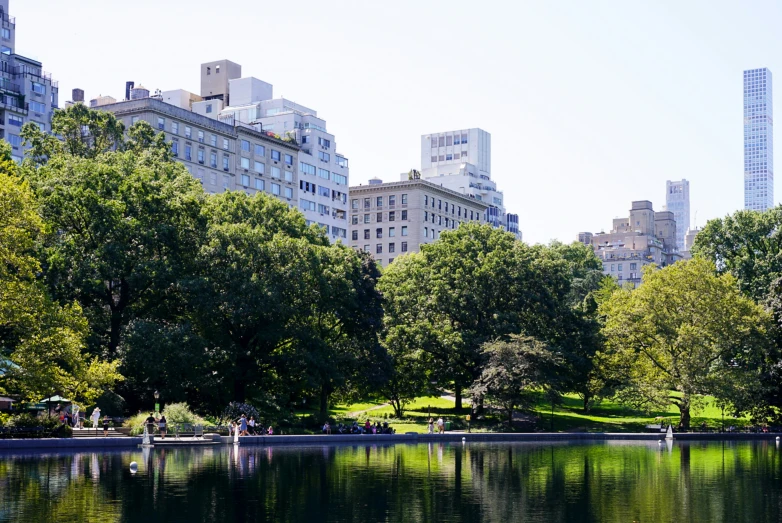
[327,393,749,433]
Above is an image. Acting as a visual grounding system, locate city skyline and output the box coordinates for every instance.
[11,0,782,244]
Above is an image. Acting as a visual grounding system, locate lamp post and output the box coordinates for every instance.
[154,390,160,414]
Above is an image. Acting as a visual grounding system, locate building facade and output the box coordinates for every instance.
[348,177,488,268]
[99,97,299,205]
[218,87,349,242]
[0,0,59,161]
[581,200,682,287]
[665,179,690,251]
[744,68,774,211]
[419,128,520,239]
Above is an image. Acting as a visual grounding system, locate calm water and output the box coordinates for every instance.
[1,440,781,522]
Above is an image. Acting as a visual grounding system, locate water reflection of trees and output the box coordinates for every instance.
[0,442,781,522]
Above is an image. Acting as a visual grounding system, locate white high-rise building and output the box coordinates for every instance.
[665,179,689,251]
[744,68,774,211]
[418,128,520,239]
[218,78,349,242]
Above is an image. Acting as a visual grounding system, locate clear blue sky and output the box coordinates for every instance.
[12,0,782,244]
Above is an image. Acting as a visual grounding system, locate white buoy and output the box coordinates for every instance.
[776,436,780,441]
[129,462,138,473]
[462,437,466,441]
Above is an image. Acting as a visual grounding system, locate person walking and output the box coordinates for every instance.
[428,418,434,434]
[437,417,444,434]
[91,407,101,431]
[102,415,110,437]
[158,415,167,440]
[238,414,248,437]
[248,416,256,435]
[145,412,156,436]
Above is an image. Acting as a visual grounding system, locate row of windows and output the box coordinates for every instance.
[361,242,409,255]
[299,181,348,204]
[432,152,468,162]
[352,194,409,209]
[430,134,469,147]
[353,210,409,225]
[609,263,638,272]
[301,162,347,184]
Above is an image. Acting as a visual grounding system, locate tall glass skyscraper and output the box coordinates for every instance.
[744,68,773,211]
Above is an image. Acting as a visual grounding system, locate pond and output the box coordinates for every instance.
[1,440,781,522]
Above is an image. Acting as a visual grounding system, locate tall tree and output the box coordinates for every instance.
[600,259,770,429]
[380,223,570,410]
[20,109,206,358]
[0,144,121,404]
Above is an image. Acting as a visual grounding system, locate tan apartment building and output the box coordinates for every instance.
[349,177,489,267]
[98,96,299,206]
[579,200,682,287]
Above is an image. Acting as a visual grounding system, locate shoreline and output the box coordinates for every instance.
[1,431,780,450]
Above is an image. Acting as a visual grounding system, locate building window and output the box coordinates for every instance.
[255,144,265,157]
[171,141,179,156]
[223,175,230,190]
[241,174,250,186]
[389,211,395,221]
[401,242,408,252]
[0,46,10,55]
[223,138,229,150]
[210,152,217,168]
[402,210,408,220]
[284,170,293,183]
[254,161,265,173]
[364,214,370,224]
[376,196,383,207]
[255,178,264,190]
[424,195,428,206]
[318,137,331,148]
[240,157,250,169]
[157,117,165,130]
[618,264,623,272]
[389,243,395,253]
[376,244,383,254]
[271,183,281,195]
[352,230,358,241]
[206,104,213,114]
[377,213,383,223]
[333,173,347,185]
[271,150,281,161]
[210,134,217,146]
[389,227,395,237]
[630,263,637,270]
[376,228,383,239]
[1,28,10,40]
[172,122,179,135]
[285,187,293,199]
[7,115,23,127]
[197,149,205,164]
[300,162,316,175]
[241,140,250,152]
[319,169,330,180]
[364,229,370,240]
[271,166,281,179]
[401,194,408,205]
[319,151,330,162]
[285,154,293,165]
[223,155,229,170]
[185,126,192,138]
[351,215,358,225]
[185,145,192,161]
[389,195,396,206]
[351,199,359,209]
[401,226,408,237]
[7,134,21,147]
[425,227,429,238]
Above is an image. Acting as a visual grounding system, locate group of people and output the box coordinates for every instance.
[323,420,395,435]
[427,417,446,434]
[144,413,167,439]
[231,414,273,436]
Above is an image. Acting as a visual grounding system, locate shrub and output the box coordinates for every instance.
[222,402,260,425]
[162,402,205,426]
[123,412,152,436]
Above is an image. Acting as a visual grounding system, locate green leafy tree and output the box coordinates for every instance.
[20,108,206,359]
[600,259,770,429]
[0,144,121,403]
[381,224,577,410]
[470,335,562,428]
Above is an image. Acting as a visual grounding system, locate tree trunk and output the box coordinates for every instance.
[677,395,691,431]
[508,405,513,429]
[582,393,592,413]
[233,379,246,403]
[454,383,462,412]
[319,385,329,418]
